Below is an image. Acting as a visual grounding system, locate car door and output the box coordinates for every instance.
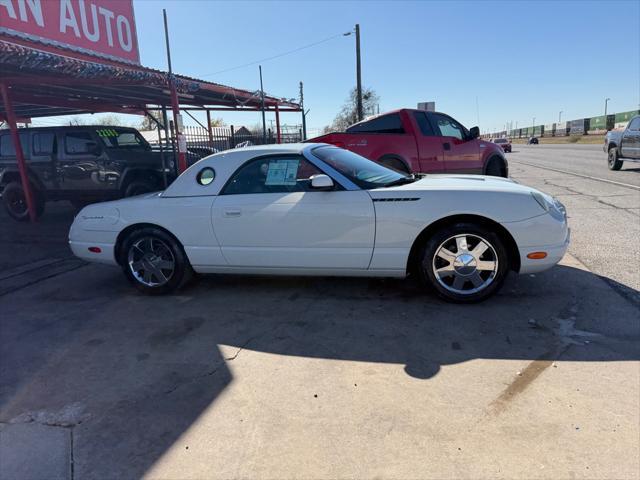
[621,117,640,159]
[30,131,58,190]
[211,154,375,269]
[410,111,445,173]
[429,112,480,173]
[58,130,106,193]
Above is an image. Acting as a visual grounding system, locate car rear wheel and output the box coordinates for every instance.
[485,158,506,177]
[418,223,509,303]
[121,227,193,294]
[379,156,411,174]
[2,181,45,221]
[607,148,623,171]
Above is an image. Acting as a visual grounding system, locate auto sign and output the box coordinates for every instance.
[0,0,140,64]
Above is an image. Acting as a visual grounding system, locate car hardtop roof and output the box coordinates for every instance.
[222,143,323,155]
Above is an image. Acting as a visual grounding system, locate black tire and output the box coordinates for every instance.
[2,181,45,221]
[417,222,510,303]
[485,157,506,177]
[379,156,411,174]
[124,179,157,198]
[607,148,623,171]
[120,227,193,295]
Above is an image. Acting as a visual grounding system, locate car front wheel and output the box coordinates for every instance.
[608,148,623,171]
[418,223,509,303]
[121,227,192,294]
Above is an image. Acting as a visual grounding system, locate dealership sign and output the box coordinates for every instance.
[0,0,140,64]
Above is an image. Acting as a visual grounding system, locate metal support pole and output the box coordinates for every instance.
[144,109,168,188]
[604,98,610,117]
[157,121,168,188]
[163,9,186,173]
[299,81,307,140]
[259,65,267,144]
[355,23,363,122]
[275,104,281,144]
[169,81,186,172]
[206,109,214,148]
[0,83,37,222]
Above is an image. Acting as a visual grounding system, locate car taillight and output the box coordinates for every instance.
[331,141,345,148]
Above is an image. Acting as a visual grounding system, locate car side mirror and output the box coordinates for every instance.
[468,126,480,140]
[86,142,102,156]
[310,174,334,190]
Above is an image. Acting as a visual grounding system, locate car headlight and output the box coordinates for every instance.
[531,192,566,220]
[531,192,549,212]
[550,198,567,220]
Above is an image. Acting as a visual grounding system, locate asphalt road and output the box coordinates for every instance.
[0,147,638,479]
[510,143,640,188]
[508,145,640,303]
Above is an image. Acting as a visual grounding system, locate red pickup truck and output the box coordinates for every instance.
[310,109,508,177]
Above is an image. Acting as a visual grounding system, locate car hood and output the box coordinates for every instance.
[368,175,554,222]
[373,174,529,194]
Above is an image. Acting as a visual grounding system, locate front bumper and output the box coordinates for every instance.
[518,228,570,274]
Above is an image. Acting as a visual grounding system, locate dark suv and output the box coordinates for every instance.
[0,126,177,221]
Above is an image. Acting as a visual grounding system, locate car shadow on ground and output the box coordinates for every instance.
[1,258,639,478]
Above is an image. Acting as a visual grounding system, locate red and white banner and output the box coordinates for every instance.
[0,0,140,64]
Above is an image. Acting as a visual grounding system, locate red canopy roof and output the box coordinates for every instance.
[0,39,300,120]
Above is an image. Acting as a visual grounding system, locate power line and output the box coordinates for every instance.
[200,31,350,77]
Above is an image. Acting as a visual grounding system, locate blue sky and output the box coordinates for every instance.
[39,0,640,133]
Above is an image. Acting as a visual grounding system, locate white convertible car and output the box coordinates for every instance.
[69,143,569,302]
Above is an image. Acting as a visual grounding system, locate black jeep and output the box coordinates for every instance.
[0,126,178,221]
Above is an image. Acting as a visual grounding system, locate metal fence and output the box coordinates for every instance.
[180,125,303,153]
[144,124,304,162]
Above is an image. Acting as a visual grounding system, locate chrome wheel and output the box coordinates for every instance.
[127,237,175,287]
[431,234,499,295]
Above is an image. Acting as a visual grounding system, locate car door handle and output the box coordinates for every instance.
[443,142,451,151]
[224,209,241,217]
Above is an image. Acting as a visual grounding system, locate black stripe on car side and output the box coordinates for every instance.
[372,198,420,202]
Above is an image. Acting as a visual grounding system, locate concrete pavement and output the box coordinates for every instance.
[0,148,638,480]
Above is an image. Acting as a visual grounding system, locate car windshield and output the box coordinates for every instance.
[96,128,150,150]
[311,145,409,189]
[495,138,507,143]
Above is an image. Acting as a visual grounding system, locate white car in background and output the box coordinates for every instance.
[69,144,569,303]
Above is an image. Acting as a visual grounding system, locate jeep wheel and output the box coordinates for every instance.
[3,182,45,221]
[607,148,623,171]
[124,179,157,198]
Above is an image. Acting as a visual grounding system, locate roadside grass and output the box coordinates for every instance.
[511,135,605,145]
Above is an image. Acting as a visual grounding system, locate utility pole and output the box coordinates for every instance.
[604,97,610,116]
[355,23,363,122]
[299,81,307,140]
[558,111,563,123]
[259,65,266,143]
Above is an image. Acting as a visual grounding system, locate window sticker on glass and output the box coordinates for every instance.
[265,159,299,186]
